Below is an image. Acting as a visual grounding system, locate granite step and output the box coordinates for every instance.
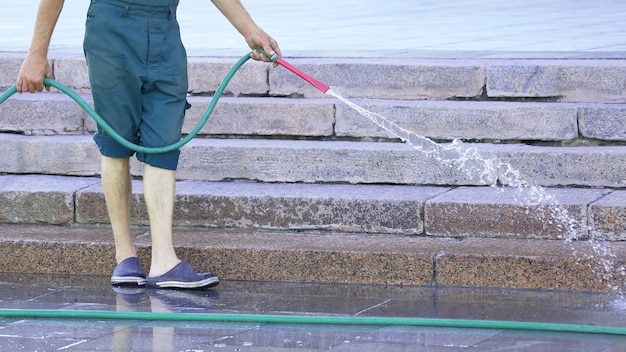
[2,133,626,188]
[2,54,626,293]
[2,174,626,241]
[3,91,626,143]
[0,223,624,292]
[3,54,626,103]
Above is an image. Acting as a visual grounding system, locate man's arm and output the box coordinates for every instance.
[17,0,65,93]
[211,0,281,62]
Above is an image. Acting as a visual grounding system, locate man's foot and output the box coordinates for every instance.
[146,261,219,289]
[111,257,146,286]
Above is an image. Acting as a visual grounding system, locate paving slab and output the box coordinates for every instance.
[0,53,28,91]
[6,174,626,253]
[269,58,486,99]
[0,133,495,185]
[177,138,499,186]
[589,190,626,241]
[11,91,617,143]
[405,142,626,189]
[187,58,268,96]
[0,223,624,292]
[5,133,626,189]
[50,54,91,93]
[335,99,579,141]
[486,60,626,103]
[0,175,98,224]
[1,271,624,351]
[7,91,626,145]
[76,180,449,235]
[0,223,442,286]
[0,92,87,135]
[0,134,100,176]
[497,144,626,188]
[579,104,626,141]
[48,55,272,96]
[183,96,335,137]
[6,55,626,104]
[425,186,612,239]
[166,229,441,285]
[436,237,626,292]
[0,224,119,275]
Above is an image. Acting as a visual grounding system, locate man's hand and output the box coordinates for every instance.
[245,27,282,65]
[16,0,65,93]
[16,54,52,93]
[211,0,282,65]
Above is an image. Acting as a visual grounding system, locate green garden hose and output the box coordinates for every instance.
[0,309,624,336]
[0,51,256,154]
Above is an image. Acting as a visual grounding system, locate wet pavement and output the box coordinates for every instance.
[1,0,626,58]
[0,273,625,351]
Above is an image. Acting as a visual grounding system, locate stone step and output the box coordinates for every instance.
[2,133,626,188]
[1,174,625,241]
[4,92,626,142]
[2,54,626,102]
[273,58,626,103]
[3,54,626,293]
[0,223,624,292]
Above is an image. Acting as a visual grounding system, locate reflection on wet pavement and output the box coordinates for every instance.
[0,273,625,351]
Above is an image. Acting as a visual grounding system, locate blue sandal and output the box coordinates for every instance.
[146,261,219,289]
[111,257,146,286]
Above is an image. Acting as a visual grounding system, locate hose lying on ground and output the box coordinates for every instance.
[0,309,624,336]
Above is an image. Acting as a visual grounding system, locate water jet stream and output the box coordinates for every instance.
[325,87,625,293]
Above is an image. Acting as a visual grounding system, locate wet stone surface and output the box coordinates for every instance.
[0,273,625,351]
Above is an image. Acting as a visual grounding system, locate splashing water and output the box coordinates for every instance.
[326,87,625,293]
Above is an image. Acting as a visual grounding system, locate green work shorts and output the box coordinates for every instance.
[84,0,188,170]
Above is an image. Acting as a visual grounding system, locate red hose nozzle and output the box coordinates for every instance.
[275,57,329,94]
[258,50,329,93]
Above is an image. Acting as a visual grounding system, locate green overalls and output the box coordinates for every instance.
[84,0,188,170]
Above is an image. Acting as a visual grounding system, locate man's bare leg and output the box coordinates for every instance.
[101,156,137,263]
[143,163,181,277]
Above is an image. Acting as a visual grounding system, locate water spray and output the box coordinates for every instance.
[265,51,625,293]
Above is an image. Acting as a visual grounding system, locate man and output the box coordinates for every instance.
[17,0,282,289]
